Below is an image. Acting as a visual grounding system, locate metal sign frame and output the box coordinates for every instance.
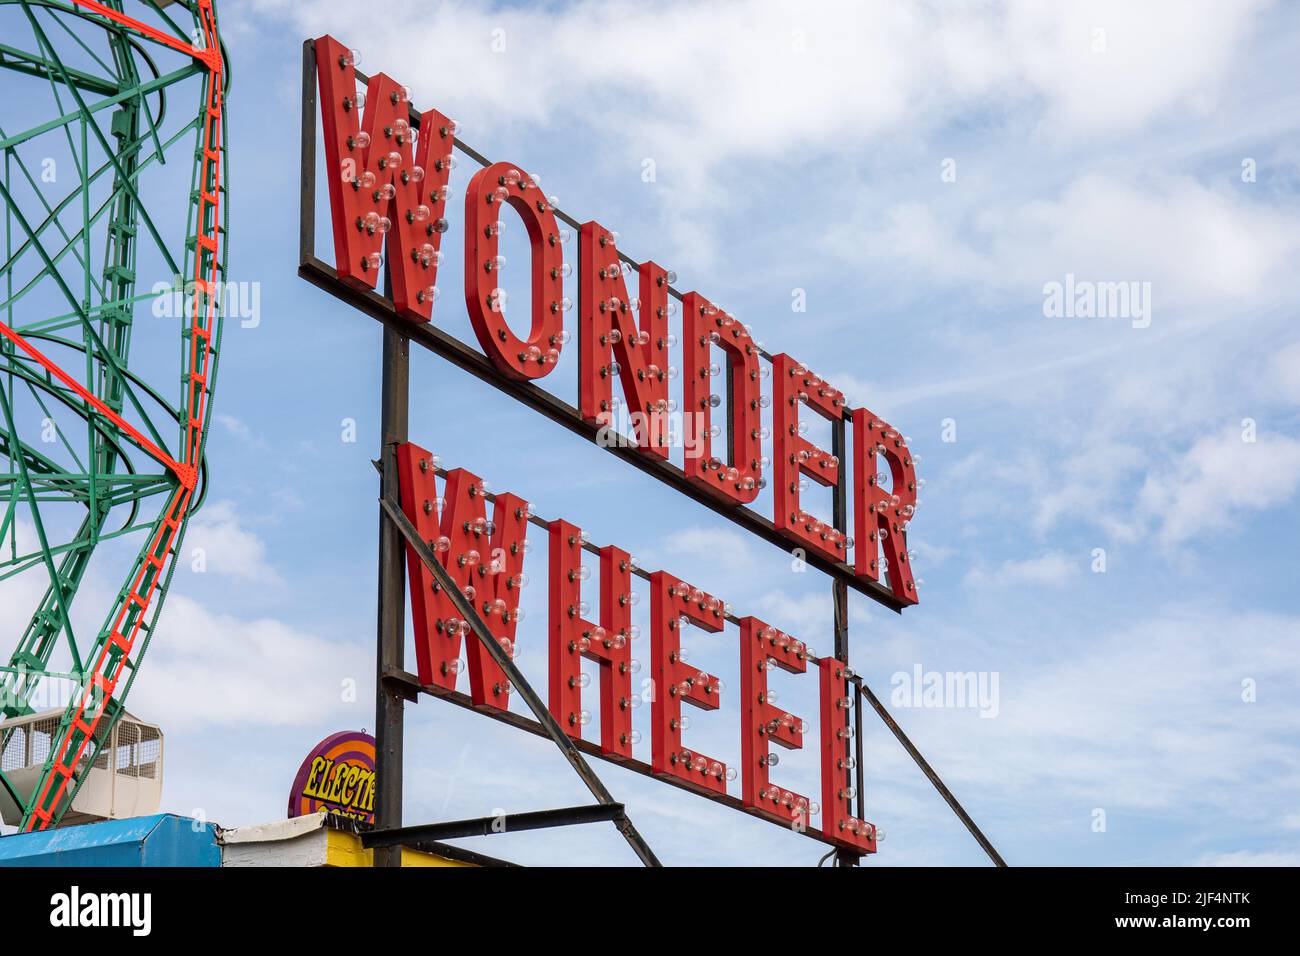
[297,38,1004,867]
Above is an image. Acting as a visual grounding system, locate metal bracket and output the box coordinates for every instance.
[361,803,625,848]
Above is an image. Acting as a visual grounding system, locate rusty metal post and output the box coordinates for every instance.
[374,324,409,867]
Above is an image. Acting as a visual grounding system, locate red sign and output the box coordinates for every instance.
[312,33,921,609]
[395,444,875,852]
[306,33,929,854]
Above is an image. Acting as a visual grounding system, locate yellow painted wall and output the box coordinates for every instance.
[323,828,474,867]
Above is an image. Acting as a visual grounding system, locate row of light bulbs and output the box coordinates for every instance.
[338,106,926,537]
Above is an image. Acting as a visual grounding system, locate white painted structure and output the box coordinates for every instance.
[0,709,163,827]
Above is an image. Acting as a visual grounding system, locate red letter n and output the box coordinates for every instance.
[578,222,670,458]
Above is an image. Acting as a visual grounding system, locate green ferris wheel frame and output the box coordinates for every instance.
[0,0,228,831]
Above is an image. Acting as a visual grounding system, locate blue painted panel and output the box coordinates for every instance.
[0,814,219,867]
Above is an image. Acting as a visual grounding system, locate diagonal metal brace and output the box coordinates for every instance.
[378,495,662,867]
[854,679,1007,867]
[360,802,625,848]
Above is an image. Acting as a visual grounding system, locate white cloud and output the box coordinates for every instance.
[965,551,1075,589]
[866,605,1300,825]
[852,173,1300,316]
[262,0,1267,151]
[130,595,367,730]
[1000,0,1269,138]
[754,590,835,647]
[0,524,46,646]
[1138,424,1300,545]
[182,499,281,583]
[656,525,758,569]
[257,0,1273,267]
[215,413,260,445]
[1270,341,1300,404]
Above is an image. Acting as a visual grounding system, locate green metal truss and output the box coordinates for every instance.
[0,0,228,831]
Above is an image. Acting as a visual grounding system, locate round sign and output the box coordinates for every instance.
[288,731,377,823]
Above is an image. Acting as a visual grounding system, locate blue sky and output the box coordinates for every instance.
[16,0,1298,865]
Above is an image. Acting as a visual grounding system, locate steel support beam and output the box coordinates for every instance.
[361,803,625,847]
[831,416,860,867]
[373,325,409,868]
[854,677,1008,867]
